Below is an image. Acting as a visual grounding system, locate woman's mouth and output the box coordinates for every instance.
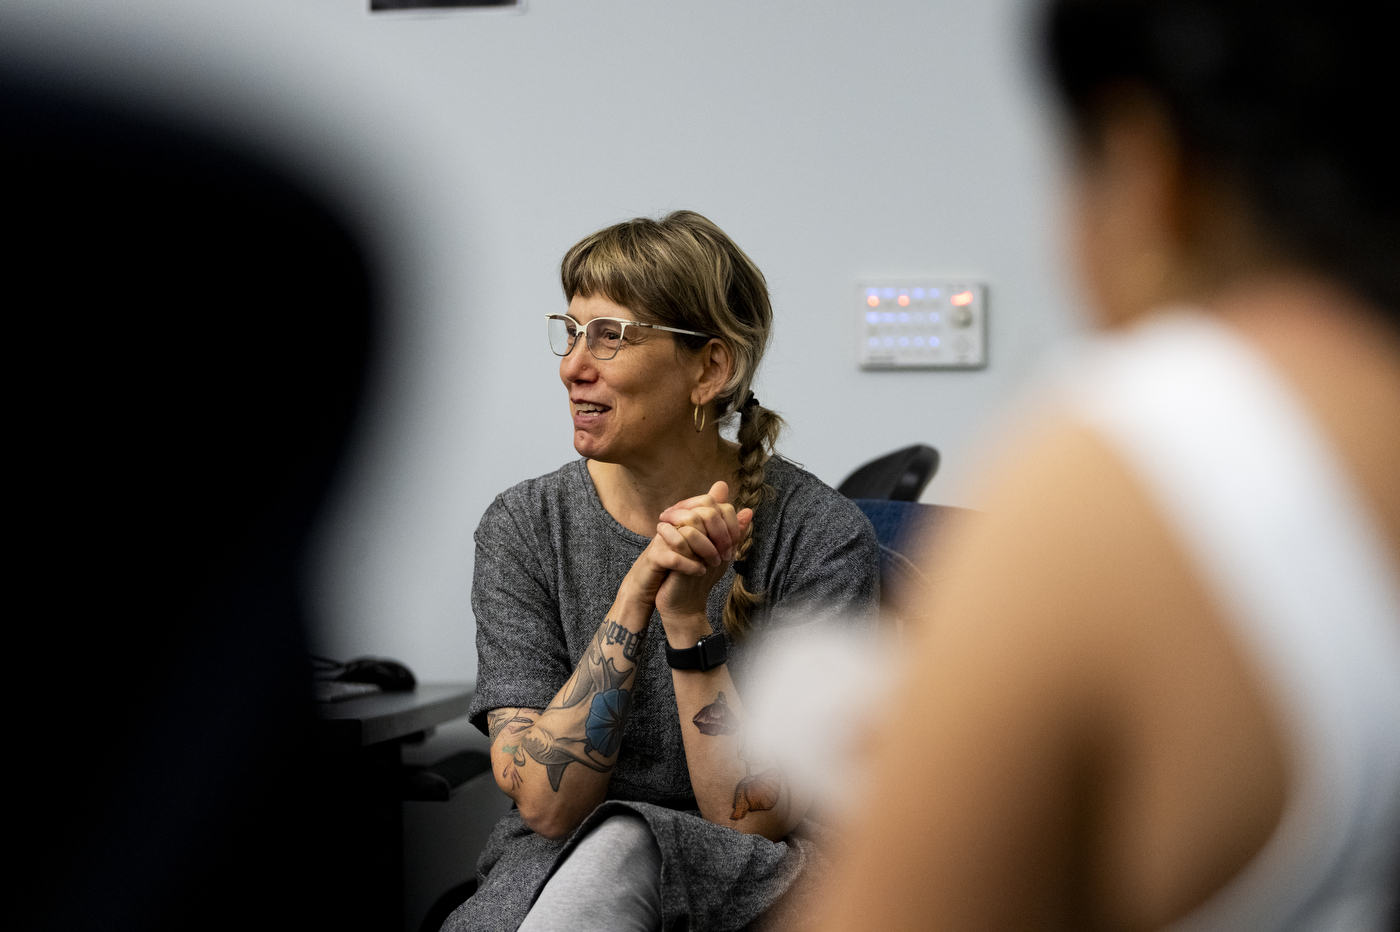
[573,402,611,419]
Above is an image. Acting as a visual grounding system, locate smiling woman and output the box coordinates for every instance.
[447,211,881,932]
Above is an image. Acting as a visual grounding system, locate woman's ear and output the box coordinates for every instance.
[1072,92,1193,326]
[692,339,734,406]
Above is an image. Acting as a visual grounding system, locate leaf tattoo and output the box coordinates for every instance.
[521,727,610,792]
[693,691,741,736]
[730,768,782,820]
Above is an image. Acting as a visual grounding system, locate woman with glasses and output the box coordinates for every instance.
[447,211,880,932]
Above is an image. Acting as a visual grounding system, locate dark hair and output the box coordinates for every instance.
[561,211,784,638]
[1045,0,1399,318]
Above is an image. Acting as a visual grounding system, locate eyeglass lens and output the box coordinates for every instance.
[547,317,626,360]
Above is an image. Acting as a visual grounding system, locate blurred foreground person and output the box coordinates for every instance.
[816,1,1400,930]
[6,65,375,930]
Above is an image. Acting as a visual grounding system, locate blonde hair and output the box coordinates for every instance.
[561,210,784,639]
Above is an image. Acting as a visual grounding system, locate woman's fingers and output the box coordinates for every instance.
[659,497,714,524]
[658,480,729,523]
[676,521,724,567]
[655,483,754,563]
[654,523,713,575]
[662,504,740,561]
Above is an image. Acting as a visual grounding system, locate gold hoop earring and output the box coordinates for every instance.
[694,404,706,432]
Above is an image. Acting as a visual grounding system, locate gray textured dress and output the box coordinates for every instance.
[446,456,880,932]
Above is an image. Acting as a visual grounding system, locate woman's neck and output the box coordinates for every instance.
[588,433,740,537]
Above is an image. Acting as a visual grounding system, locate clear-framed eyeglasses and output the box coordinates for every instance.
[545,314,714,361]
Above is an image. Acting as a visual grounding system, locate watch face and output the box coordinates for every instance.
[699,634,726,670]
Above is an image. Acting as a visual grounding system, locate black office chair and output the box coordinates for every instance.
[836,443,940,501]
[839,445,970,618]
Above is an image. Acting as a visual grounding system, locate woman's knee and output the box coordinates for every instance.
[572,811,660,870]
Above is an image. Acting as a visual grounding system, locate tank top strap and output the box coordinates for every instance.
[1066,309,1400,932]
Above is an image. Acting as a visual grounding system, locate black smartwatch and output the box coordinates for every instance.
[665,632,728,671]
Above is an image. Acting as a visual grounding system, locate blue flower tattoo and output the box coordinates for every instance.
[585,688,630,758]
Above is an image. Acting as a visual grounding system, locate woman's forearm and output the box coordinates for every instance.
[489,586,653,838]
[666,614,809,841]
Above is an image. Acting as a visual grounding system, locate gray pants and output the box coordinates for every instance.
[517,812,663,932]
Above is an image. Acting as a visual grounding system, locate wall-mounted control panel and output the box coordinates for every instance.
[857,281,987,370]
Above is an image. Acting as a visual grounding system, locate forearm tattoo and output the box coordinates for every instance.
[692,691,740,735]
[604,618,644,661]
[488,708,539,790]
[693,691,786,822]
[520,623,640,792]
[487,708,538,741]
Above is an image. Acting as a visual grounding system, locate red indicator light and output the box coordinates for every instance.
[867,295,880,307]
[897,294,910,306]
[951,291,974,306]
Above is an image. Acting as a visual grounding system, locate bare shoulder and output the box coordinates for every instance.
[839,415,1289,930]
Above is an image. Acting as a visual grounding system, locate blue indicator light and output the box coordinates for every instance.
[929,288,940,298]
[898,312,910,323]
[865,311,879,323]
[881,312,896,323]
[930,312,940,323]
[881,288,896,299]
[898,337,909,347]
[912,288,925,300]
[865,287,879,296]
[930,336,940,347]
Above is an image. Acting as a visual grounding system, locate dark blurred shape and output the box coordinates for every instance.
[1046,0,1400,317]
[420,879,479,932]
[402,750,492,801]
[4,61,376,932]
[837,444,940,501]
[340,657,419,692]
[371,0,517,10]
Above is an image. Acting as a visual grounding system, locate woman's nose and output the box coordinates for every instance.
[559,342,596,382]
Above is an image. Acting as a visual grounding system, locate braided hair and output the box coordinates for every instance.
[560,210,784,638]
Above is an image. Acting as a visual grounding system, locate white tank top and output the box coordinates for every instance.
[1067,310,1400,932]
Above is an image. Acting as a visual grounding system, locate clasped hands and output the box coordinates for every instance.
[624,480,753,645]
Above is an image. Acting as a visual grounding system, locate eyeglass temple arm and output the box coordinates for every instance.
[634,322,713,339]
[546,314,712,341]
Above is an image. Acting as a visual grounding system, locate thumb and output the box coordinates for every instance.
[709,480,730,504]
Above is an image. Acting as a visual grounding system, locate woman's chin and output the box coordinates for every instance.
[572,431,611,461]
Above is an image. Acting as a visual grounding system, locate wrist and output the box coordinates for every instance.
[661,612,713,650]
[615,575,657,619]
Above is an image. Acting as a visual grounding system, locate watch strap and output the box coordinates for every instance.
[665,632,727,671]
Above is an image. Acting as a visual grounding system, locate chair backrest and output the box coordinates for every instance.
[837,444,940,501]
[853,500,973,616]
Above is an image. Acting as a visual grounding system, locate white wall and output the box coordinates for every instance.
[303,0,1089,681]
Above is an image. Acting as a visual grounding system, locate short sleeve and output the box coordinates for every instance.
[770,493,881,630]
[466,493,574,734]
